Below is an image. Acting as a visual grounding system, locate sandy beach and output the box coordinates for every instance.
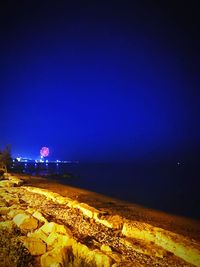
[0,173,200,266]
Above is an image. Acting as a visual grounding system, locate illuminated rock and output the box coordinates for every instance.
[95,214,124,229]
[29,210,48,223]
[23,186,74,208]
[71,239,113,267]
[19,236,46,255]
[100,244,112,252]
[23,186,70,204]
[73,202,100,219]
[7,209,26,219]
[0,192,19,205]
[122,221,200,267]
[7,175,23,185]
[13,213,38,231]
[46,232,71,249]
[0,177,23,187]
[0,220,15,231]
[28,228,49,243]
[0,199,6,207]
[67,200,79,208]
[40,246,70,267]
[11,178,23,186]
[40,222,71,236]
[0,207,11,216]
[0,180,15,187]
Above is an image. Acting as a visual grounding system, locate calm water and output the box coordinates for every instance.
[12,162,200,220]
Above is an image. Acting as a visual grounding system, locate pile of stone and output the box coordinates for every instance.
[0,206,114,266]
[0,174,200,267]
[0,173,23,187]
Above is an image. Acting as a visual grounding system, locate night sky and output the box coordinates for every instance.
[1,0,199,162]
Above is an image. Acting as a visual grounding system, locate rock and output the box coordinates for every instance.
[13,213,38,231]
[10,178,23,186]
[67,200,79,208]
[32,211,48,223]
[0,180,15,187]
[28,228,49,243]
[26,209,48,224]
[0,199,6,207]
[71,239,113,267]
[0,204,19,216]
[40,246,70,267]
[8,209,26,219]
[122,221,200,267]
[19,236,46,255]
[4,173,14,179]
[95,215,124,229]
[0,207,10,215]
[0,188,7,193]
[0,220,15,231]
[0,175,23,187]
[101,245,112,252]
[40,222,71,236]
[46,232,71,249]
[0,192,19,205]
[74,202,99,219]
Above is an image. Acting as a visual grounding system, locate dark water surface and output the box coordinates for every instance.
[13,162,200,220]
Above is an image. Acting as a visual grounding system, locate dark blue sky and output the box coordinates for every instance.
[1,0,199,161]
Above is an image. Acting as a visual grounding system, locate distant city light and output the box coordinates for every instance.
[13,153,76,164]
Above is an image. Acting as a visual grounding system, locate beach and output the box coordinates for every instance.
[0,173,200,266]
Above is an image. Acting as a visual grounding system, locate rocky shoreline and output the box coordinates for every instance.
[0,173,200,266]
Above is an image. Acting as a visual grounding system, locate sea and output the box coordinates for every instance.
[11,161,200,220]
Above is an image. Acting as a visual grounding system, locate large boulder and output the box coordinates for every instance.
[28,222,72,246]
[0,180,15,188]
[32,211,48,224]
[19,236,46,256]
[73,202,99,219]
[28,228,49,243]
[40,246,70,267]
[71,239,113,267]
[13,213,38,231]
[40,222,71,236]
[7,209,26,219]
[10,178,23,186]
[46,232,71,250]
